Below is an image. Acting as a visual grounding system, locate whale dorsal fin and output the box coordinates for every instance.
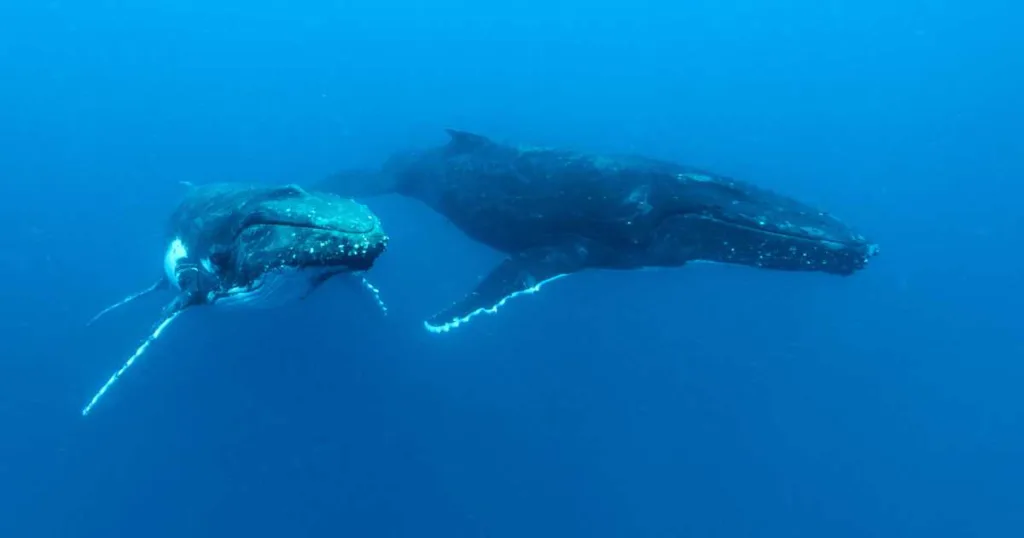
[81,296,191,416]
[424,246,585,334]
[444,129,492,153]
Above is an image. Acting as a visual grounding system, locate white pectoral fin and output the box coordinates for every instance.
[81,299,187,417]
[331,274,389,315]
[86,278,168,327]
[359,277,388,315]
[424,247,583,334]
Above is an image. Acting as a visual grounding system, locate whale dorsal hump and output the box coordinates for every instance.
[444,129,492,153]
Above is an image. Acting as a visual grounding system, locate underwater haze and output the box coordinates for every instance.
[1,0,1022,536]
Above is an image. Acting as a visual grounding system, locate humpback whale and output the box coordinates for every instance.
[82,183,389,416]
[320,130,879,334]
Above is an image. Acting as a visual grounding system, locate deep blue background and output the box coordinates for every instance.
[1,1,1022,536]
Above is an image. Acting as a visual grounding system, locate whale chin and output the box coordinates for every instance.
[212,266,344,309]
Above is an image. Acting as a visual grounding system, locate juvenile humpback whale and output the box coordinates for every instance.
[82,183,389,416]
[320,130,879,334]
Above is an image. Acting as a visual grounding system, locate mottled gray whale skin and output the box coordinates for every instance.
[81,183,389,416]
[320,130,878,333]
[164,182,388,309]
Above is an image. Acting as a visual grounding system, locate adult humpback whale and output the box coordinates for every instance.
[82,183,389,416]
[320,129,879,334]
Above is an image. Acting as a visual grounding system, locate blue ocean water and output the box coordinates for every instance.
[1,1,1021,536]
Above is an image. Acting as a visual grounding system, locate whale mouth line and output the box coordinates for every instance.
[235,210,377,241]
[708,216,870,250]
[227,218,379,288]
[242,220,355,235]
[227,220,373,253]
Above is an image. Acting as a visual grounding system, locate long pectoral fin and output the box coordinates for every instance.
[81,298,189,416]
[86,278,168,327]
[424,248,584,334]
[302,272,389,315]
[359,277,389,315]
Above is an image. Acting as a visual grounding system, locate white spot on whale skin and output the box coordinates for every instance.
[627,185,652,215]
[424,274,567,334]
[676,172,713,182]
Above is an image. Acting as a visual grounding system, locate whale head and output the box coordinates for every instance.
[166,184,389,308]
[648,171,878,275]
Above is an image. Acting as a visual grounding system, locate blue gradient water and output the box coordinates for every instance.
[1,1,1021,536]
